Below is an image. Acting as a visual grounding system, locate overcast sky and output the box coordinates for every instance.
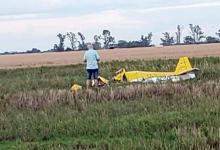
[0,0,220,52]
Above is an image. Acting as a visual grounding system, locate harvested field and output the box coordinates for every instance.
[1,43,220,69]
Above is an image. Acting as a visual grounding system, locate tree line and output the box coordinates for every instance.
[161,24,220,46]
[53,30,116,51]
[1,24,220,55]
[53,24,220,52]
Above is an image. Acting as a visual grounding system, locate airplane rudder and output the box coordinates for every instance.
[175,57,192,74]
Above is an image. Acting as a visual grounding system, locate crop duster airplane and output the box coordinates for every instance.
[71,57,199,92]
[113,57,199,83]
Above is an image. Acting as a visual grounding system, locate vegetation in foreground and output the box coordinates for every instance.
[0,57,220,149]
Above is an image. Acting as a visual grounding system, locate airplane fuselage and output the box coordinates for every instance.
[113,57,199,83]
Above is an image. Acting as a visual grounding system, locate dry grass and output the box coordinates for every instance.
[5,80,220,110]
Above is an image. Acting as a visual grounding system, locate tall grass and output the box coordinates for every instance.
[2,81,219,110]
[0,57,220,149]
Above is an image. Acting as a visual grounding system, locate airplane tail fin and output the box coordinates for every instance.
[175,57,193,75]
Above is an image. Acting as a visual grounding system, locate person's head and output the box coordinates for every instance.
[87,43,94,50]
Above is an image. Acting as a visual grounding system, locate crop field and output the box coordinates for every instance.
[1,43,220,69]
[0,55,220,149]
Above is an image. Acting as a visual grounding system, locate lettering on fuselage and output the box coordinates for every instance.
[130,73,196,83]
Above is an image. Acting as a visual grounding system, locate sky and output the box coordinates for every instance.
[0,0,220,52]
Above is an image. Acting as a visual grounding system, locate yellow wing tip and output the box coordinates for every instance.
[71,84,82,92]
[98,76,109,85]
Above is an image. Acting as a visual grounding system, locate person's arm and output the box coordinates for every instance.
[96,51,100,62]
[83,52,87,63]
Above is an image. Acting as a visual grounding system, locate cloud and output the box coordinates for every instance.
[1,0,220,16]
[0,10,144,51]
[0,0,220,52]
[0,10,141,33]
[135,1,220,12]
[0,0,65,15]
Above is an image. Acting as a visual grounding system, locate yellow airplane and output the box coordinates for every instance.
[71,57,199,92]
[113,57,199,83]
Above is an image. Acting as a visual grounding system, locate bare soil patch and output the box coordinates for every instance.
[1,43,220,69]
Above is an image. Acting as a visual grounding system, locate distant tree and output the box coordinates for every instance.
[78,32,87,50]
[31,48,41,53]
[130,41,142,48]
[117,40,129,48]
[102,30,110,48]
[66,32,78,50]
[109,36,116,49]
[189,24,196,43]
[3,52,10,55]
[206,36,219,43]
[184,36,194,44]
[65,47,73,51]
[101,30,115,49]
[175,25,182,44]
[189,24,205,43]
[93,35,102,50]
[56,33,66,51]
[216,29,220,38]
[26,48,41,53]
[53,44,59,51]
[141,32,153,47]
[160,32,174,46]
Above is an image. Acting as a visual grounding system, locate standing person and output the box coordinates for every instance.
[84,43,100,88]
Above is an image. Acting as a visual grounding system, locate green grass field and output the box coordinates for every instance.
[0,57,220,149]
